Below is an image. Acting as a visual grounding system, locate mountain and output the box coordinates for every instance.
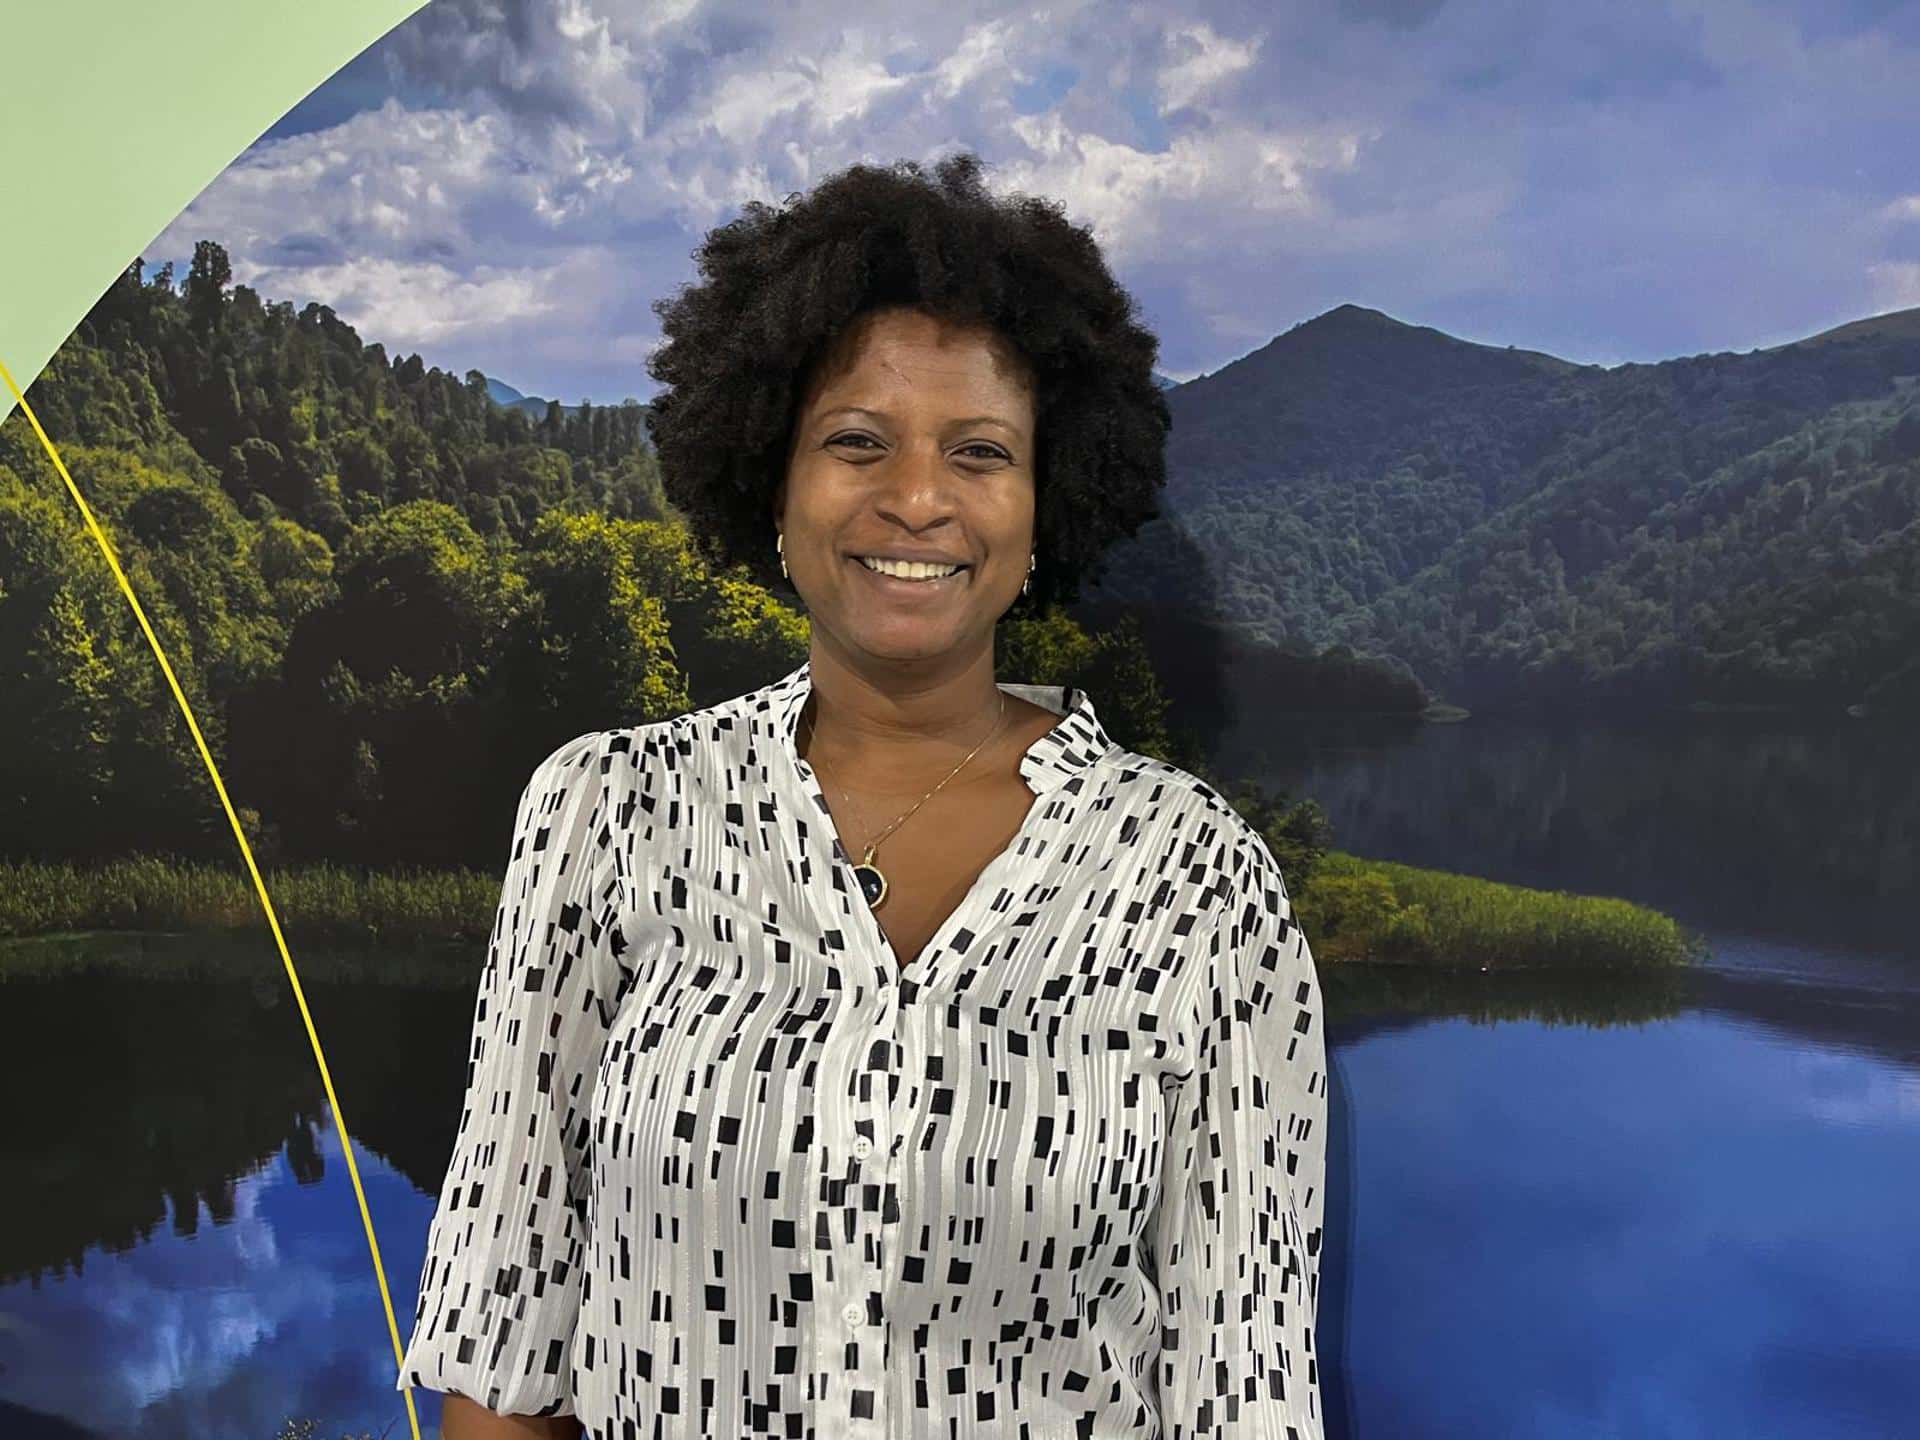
[482,375,651,435]
[1080,303,1920,714]
[32,244,1916,722]
[486,373,1177,420]
[483,376,537,410]
[1772,304,1920,351]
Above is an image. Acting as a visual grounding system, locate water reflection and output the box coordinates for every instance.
[0,955,473,1440]
[0,924,1914,1437]
[1220,708,1920,953]
[0,1122,438,1439]
[1318,977,1920,1438]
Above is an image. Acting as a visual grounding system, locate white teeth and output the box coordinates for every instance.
[858,556,962,580]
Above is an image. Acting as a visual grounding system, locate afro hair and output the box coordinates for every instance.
[643,151,1172,613]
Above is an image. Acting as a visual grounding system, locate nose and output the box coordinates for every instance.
[871,438,961,533]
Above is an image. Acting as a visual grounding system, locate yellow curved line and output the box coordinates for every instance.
[0,355,424,1440]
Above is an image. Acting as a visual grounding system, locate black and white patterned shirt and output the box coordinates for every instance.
[397,659,1327,1438]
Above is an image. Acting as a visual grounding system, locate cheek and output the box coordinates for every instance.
[782,475,855,546]
[995,496,1038,559]
[979,475,1036,531]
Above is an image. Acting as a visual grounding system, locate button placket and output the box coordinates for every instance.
[854,952,902,1433]
[768,672,1098,1435]
[788,748,898,1435]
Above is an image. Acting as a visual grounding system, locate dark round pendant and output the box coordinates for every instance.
[853,863,888,908]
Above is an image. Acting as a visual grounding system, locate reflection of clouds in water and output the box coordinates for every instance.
[0,1157,318,1425]
[1792,1049,1920,1128]
[1341,1008,1920,1437]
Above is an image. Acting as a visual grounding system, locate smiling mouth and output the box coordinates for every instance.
[848,555,972,586]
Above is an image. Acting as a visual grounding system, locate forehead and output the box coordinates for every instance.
[806,308,1034,405]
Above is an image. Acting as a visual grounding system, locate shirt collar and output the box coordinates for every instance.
[762,659,1115,796]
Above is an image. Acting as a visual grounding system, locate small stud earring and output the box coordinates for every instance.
[1022,552,1035,597]
[777,532,788,579]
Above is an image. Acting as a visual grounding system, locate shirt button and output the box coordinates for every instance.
[851,1136,873,1160]
[842,1302,866,1326]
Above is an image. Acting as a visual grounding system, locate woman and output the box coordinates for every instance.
[398,153,1327,1439]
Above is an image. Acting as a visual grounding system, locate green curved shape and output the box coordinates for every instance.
[0,0,428,426]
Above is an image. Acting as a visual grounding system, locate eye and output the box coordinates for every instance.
[823,433,1009,463]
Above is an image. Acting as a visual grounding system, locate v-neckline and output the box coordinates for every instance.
[792,688,1068,981]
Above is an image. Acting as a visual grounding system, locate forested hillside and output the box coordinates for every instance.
[0,243,1181,867]
[1086,303,1920,713]
[17,241,1901,869]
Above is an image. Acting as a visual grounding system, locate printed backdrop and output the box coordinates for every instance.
[2,3,1917,1437]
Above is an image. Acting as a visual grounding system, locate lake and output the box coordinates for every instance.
[1,710,1915,1438]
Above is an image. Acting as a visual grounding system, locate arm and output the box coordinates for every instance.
[1152,834,1328,1438]
[395,729,626,1419]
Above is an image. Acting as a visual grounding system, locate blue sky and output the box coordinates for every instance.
[139,0,1920,405]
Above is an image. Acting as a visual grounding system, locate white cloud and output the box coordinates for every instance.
[145,2,1371,394]
[701,67,813,146]
[1865,261,1920,310]
[119,0,1522,395]
[138,0,1920,396]
[1158,19,1262,114]
[698,53,909,147]
[254,257,559,344]
[381,0,649,131]
[639,0,702,34]
[1001,112,1361,263]
[144,90,673,369]
[930,18,1027,102]
[151,100,512,265]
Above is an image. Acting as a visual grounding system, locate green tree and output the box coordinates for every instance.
[185,239,232,333]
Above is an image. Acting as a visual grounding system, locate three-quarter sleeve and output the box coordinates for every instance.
[396,728,624,1416]
[1152,834,1328,1439]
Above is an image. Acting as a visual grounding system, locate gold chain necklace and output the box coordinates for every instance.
[805,689,1009,910]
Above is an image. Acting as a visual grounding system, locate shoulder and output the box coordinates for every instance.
[1093,745,1302,964]
[524,727,613,787]
[589,677,785,791]
[1098,746,1281,869]
[525,671,803,801]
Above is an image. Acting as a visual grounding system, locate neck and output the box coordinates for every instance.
[799,640,1006,792]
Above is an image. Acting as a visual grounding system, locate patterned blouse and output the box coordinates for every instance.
[397,659,1327,1438]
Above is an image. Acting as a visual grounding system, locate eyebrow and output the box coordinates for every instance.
[818,405,1024,435]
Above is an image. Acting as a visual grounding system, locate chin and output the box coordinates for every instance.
[852,632,966,664]
[837,615,977,662]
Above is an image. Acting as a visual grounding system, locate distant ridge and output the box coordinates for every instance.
[1284,301,1580,368]
[482,376,653,438]
[1170,302,1583,415]
[492,374,1185,406]
[484,376,575,419]
[31,250,1920,718]
[1772,305,1920,350]
[1082,300,1920,714]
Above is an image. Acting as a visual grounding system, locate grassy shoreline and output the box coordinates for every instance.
[1295,851,1704,970]
[0,850,1701,974]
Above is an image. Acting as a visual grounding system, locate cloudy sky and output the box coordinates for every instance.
[140,0,1920,405]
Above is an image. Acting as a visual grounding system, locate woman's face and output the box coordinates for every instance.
[777,305,1037,668]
